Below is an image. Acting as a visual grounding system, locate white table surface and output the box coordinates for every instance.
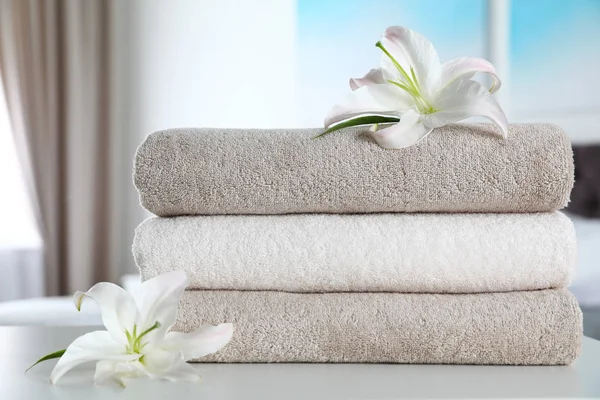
[1,326,599,399]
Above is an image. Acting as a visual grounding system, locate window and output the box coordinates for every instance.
[0,74,43,301]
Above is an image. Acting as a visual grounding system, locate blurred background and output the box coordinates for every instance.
[0,0,599,336]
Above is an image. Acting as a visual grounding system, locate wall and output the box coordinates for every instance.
[510,0,600,144]
[115,0,298,275]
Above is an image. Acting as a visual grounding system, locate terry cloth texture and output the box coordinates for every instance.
[174,289,582,365]
[134,124,574,216]
[134,212,576,293]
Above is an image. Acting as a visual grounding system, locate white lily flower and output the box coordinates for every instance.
[324,26,508,149]
[38,270,232,387]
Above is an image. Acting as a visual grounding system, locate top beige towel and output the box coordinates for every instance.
[134,124,573,216]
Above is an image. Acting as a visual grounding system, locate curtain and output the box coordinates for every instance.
[0,0,119,295]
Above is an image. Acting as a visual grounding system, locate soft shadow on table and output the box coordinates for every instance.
[193,363,583,399]
[16,362,583,400]
[19,362,206,399]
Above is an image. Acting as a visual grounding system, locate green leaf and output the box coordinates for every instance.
[25,349,66,373]
[313,115,400,139]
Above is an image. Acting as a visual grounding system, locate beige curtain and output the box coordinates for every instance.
[0,0,119,295]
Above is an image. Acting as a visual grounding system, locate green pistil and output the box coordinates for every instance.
[376,41,416,91]
[376,41,437,115]
[125,321,161,354]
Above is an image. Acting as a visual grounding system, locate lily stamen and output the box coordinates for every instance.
[377,41,436,114]
[375,41,417,91]
[126,321,162,354]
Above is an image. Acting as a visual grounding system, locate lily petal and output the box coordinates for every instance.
[142,349,200,382]
[372,109,433,149]
[164,323,234,360]
[94,360,120,387]
[349,68,385,90]
[50,331,139,384]
[324,84,412,128]
[94,360,128,387]
[425,79,508,137]
[159,360,201,383]
[380,52,402,82]
[95,360,147,387]
[380,26,441,98]
[440,57,501,93]
[73,283,138,345]
[133,270,189,341]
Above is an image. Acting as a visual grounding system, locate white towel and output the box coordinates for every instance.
[134,212,576,293]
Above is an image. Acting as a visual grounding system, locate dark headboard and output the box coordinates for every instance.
[567,145,600,218]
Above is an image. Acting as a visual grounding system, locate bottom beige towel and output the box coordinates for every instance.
[174,289,582,365]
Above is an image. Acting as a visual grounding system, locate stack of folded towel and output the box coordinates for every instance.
[133,123,582,365]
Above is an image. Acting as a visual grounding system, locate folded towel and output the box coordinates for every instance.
[134,212,576,293]
[134,124,573,216]
[174,289,582,365]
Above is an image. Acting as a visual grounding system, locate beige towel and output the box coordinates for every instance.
[134,124,573,216]
[174,289,582,365]
[135,212,576,293]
